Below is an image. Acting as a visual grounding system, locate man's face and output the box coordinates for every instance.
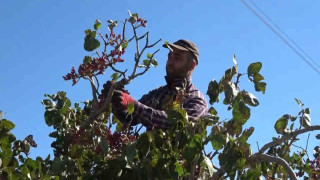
[166,47,191,79]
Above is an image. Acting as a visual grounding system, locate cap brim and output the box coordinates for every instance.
[162,43,189,52]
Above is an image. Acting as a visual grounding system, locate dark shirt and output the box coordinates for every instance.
[131,76,208,130]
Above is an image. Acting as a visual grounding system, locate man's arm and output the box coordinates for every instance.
[132,96,208,129]
[112,88,208,130]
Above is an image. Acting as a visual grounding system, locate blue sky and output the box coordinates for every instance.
[1,0,320,161]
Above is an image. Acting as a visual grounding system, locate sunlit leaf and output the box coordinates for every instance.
[201,155,215,177]
[295,98,304,107]
[175,161,183,176]
[300,114,311,128]
[127,103,134,115]
[247,62,262,76]
[83,56,92,64]
[111,73,119,81]
[94,19,101,30]
[275,115,289,134]
[243,91,259,107]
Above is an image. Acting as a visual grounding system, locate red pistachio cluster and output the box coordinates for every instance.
[78,56,107,76]
[137,17,147,27]
[106,31,126,64]
[63,66,79,85]
[311,158,320,179]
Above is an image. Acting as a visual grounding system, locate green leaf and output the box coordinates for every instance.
[190,134,202,149]
[147,53,152,59]
[208,129,226,150]
[236,158,246,169]
[0,110,2,119]
[25,158,37,170]
[274,115,289,134]
[121,41,128,48]
[254,82,266,94]
[127,103,134,115]
[253,74,264,82]
[0,119,15,131]
[150,59,158,67]
[20,166,30,176]
[128,13,138,24]
[51,157,67,174]
[84,38,100,52]
[238,127,254,143]
[232,54,237,66]
[316,134,320,139]
[94,19,101,30]
[247,62,262,76]
[201,155,215,177]
[174,161,183,176]
[223,82,238,105]
[84,29,91,36]
[295,98,304,107]
[137,132,153,158]
[207,79,220,105]
[110,73,119,81]
[305,108,311,114]
[83,56,92,64]
[243,91,259,107]
[232,100,251,125]
[209,107,218,115]
[142,59,150,67]
[99,137,109,154]
[300,114,311,128]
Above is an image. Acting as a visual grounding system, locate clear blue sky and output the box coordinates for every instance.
[1,0,320,160]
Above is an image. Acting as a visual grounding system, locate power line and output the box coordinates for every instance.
[240,0,320,75]
[249,0,320,70]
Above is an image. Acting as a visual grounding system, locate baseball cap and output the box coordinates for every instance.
[163,39,199,64]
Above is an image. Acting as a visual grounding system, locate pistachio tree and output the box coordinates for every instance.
[1,11,320,179]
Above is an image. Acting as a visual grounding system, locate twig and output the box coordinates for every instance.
[259,125,320,154]
[109,64,128,79]
[98,32,108,53]
[256,142,260,151]
[235,73,242,89]
[133,49,160,78]
[135,125,143,134]
[137,32,148,40]
[306,133,310,152]
[210,150,219,160]
[122,19,127,41]
[147,38,162,48]
[93,75,100,95]
[83,76,98,104]
[249,154,297,180]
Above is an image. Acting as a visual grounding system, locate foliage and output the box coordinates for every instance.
[1,12,320,180]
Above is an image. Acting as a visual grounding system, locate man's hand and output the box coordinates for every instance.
[112,90,135,110]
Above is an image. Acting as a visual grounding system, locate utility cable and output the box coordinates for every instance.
[249,0,320,70]
[240,0,320,75]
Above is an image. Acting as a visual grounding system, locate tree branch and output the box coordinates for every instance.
[249,154,297,180]
[259,125,320,154]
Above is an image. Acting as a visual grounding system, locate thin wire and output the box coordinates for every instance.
[240,0,320,75]
[249,0,320,70]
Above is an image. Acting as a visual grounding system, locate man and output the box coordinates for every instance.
[112,39,208,130]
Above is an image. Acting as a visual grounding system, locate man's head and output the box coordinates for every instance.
[163,39,199,79]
